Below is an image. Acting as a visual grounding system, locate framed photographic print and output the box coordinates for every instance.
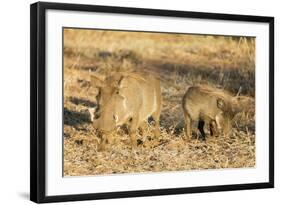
[30,1,274,203]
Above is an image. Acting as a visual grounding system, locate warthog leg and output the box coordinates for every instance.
[152,112,161,138]
[139,121,148,136]
[210,120,219,137]
[97,131,106,151]
[183,111,192,141]
[97,131,113,151]
[215,117,222,130]
[215,114,224,135]
[152,78,162,138]
[198,120,206,141]
[129,116,140,149]
[129,130,137,149]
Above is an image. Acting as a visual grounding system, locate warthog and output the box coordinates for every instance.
[182,85,254,141]
[90,71,162,151]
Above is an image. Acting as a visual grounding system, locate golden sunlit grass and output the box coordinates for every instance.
[63,28,255,176]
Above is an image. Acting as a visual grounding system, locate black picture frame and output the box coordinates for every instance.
[30,1,274,203]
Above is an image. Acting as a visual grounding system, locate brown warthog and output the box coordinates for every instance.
[182,85,254,141]
[90,71,162,151]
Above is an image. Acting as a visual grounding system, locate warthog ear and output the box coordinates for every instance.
[217,98,226,110]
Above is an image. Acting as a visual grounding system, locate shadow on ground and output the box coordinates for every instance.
[69,96,97,107]
[64,107,91,127]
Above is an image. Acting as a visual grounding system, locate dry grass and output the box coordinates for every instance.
[63,28,255,176]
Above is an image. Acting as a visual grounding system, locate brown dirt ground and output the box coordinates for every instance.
[63,29,255,176]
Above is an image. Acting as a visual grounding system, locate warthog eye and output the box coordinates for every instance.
[113,115,118,122]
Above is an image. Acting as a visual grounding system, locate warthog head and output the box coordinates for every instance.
[93,89,130,132]
[90,73,134,133]
[216,95,254,133]
[217,96,254,118]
